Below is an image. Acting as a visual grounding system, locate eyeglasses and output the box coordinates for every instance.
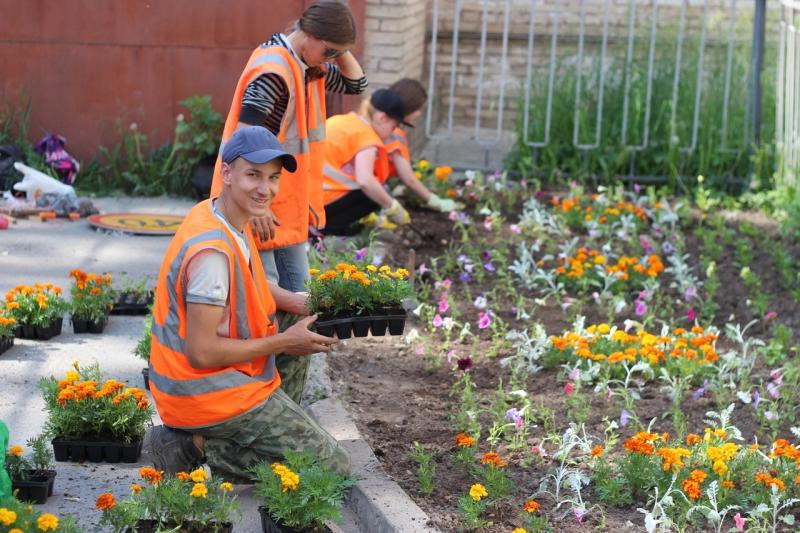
[321,40,348,59]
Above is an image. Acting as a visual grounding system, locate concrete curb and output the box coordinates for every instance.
[307,398,441,533]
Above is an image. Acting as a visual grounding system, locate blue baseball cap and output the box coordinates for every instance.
[221,126,297,172]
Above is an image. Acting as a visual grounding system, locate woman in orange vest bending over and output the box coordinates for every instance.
[148,127,347,480]
[383,78,458,213]
[210,0,366,293]
[322,89,412,236]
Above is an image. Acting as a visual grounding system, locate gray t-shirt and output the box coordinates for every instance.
[184,200,250,309]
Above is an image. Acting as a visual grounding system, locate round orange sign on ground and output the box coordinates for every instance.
[87,213,184,235]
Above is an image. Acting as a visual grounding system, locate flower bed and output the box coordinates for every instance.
[322,175,800,532]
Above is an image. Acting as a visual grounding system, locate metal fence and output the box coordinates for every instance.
[423,0,775,181]
[777,0,800,188]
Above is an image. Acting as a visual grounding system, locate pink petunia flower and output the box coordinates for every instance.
[438,298,449,314]
[432,314,443,328]
[478,311,491,329]
[687,307,696,322]
[564,383,575,396]
[734,513,745,531]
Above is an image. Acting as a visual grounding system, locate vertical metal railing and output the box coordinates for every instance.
[424,0,770,177]
[777,0,800,188]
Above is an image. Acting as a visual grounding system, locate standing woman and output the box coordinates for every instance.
[211,0,366,294]
[209,0,366,403]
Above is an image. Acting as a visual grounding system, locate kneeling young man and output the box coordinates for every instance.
[147,126,347,481]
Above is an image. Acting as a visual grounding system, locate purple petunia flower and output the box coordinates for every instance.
[662,241,676,255]
[620,409,631,427]
[483,262,496,272]
[753,390,761,408]
[505,408,519,421]
[692,379,709,400]
[459,272,472,283]
[354,248,367,261]
[684,286,697,302]
[457,357,473,372]
[482,250,492,261]
[635,299,647,316]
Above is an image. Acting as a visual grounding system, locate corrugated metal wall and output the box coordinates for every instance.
[0,0,365,160]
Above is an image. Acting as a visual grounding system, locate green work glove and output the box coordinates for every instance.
[382,199,410,226]
[0,421,10,498]
[426,193,460,213]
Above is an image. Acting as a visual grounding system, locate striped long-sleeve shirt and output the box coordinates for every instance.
[239,33,367,134]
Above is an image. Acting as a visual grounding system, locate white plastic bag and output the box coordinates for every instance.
[12,162,76,201]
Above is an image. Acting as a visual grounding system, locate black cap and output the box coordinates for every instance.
[221,126,297,172]
[370,89,414,128]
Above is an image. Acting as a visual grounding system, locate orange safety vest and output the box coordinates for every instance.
[210,45,327,248]
[149,199,280,429]
[322,112,390,205]
[384,127,410,178]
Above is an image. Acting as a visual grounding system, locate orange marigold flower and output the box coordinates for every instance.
[656,447,691,473]
[139,466,163,485]
[689,469,708,483]
[480,451,508,468]
[95,492,116,511]
[130,484,142,493]
[455,433,474,448]
[721,480,735,489]
[590,445,603,459]
[177,472,191,481]
[523,499,540,513]
[8,445,23,457]
[686,434,701,445]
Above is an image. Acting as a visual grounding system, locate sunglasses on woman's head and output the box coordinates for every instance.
[321,40,348,59]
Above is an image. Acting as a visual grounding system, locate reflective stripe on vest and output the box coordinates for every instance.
[148,358,276,396]
[322,163,360,191]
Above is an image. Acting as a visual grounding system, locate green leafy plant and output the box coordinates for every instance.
[134,314,153,362]
[408,442,436,496]
[4,283,67,326]
[97,468,238,533]
[252,449,357,532]
[39,362,153,443]
[0,496,81,532]
[68,270,114,322]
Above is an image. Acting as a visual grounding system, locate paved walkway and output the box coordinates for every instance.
[0,197,362,532]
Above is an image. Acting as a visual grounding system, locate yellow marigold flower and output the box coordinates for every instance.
[712,460,728,477]
[190,468,207,482]
[366,264,377,273]
[523,499,540,513]
[0,508,17,526]
[130,484,142,493]
[394,268,409,279]
[95,492,116,511]
[190,483,208,498]
[512,529,528,533]
[469,483,488,501]
[220,482,234,492]
[8,445,23,457]
[10,529,23,533]
[65,369,80,383]
[280,471,300,492]
[417,159,430,170]
[308,268,320,276]
[37,513,59,531]
[271,463,288,474]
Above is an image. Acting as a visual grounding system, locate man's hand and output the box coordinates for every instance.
[249,209,280,241]
[279,315,337,355]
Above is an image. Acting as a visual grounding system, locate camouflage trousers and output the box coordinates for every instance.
[196,312,346,483]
